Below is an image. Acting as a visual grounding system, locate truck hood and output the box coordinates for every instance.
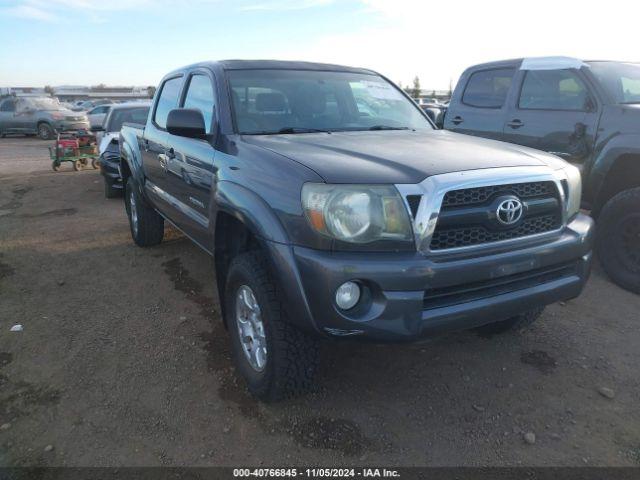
[242,129,553,184]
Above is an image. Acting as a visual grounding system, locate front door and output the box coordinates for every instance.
[502,69,599,166]
[141,75,184,213]
[164,72,217,249]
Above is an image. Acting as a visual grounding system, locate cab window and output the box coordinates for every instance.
[153,76,183,129]
[462,68,515,108]
[519,70,589,111]
[182,74,215,134]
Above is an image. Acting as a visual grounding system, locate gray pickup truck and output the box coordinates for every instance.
[445,57,640,293]
[120,60,593,401]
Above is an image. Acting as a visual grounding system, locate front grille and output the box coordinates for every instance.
[430,181,561,251]
[423,261,577,310]
[441,181,554,208]
[430,214,559,250]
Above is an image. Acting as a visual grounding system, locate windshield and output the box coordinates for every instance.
[227,69,432,134]
[589,61,640,104]
[21,97,63,111]
[105,107,150,132]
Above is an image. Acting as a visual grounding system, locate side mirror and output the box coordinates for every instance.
[166,108,206,139]
[90,125,104,132]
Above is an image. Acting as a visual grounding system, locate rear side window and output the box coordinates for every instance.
[519,70,589,111]
[182,74,216,134]
[153,76,183,129]
[462,68,515,108]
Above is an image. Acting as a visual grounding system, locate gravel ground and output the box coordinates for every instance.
[0,136,639,467]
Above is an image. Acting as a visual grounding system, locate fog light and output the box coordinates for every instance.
[335,281,361,310]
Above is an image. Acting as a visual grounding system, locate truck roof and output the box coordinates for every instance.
[466,56,613,72]
[168,60,377,76]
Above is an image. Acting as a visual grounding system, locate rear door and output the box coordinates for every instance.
[141,75,184,210]
[444,67,515,141]
[502,68,599,165]
[165,70,218,248]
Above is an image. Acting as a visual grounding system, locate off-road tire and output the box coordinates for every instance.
[37,122,54,140]
[475,307,544,335]
[104,178,120,199]
[124,177,164,247]
[225,251,319,401]
[597,187,640,293]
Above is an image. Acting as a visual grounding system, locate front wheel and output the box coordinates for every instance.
[226,251,319,401]
[475,307,544,335]
[597,187,640,293]
[73,160,82,171]
[124,177,164,247]
[37,123,54,140]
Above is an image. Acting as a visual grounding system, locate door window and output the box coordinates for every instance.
[462,68,515,108]
[153,76,183,129]
[0,99,16,112]
[182,74,215,134]
[519,70,589,111]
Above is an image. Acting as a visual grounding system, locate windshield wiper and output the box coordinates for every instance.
[367,125,411,131]
[277,127,331,134]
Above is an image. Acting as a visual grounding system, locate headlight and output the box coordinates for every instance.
[301,184,413,244]
[560,164,582,220]
[51,113,64,120]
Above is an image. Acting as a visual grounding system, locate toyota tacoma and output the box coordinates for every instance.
[445,57,640,293]
[119,60,593,401]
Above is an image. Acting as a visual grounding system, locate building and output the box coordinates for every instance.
[52,85,153,102]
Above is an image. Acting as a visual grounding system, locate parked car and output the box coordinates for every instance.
[86,104,114,128]
[119,60,593,401]
[91,102,150,198]
[0,96,89,139]
[444,57,640,293]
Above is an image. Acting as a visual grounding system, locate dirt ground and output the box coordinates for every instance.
[0,136,639,467]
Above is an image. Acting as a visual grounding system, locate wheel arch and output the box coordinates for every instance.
[211,181,319,334]
[591,145,640,216]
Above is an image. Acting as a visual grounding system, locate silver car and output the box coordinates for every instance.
[0,96,90,139]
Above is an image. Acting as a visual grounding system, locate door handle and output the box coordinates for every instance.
[451,116,464,125]
[507,119,524,129]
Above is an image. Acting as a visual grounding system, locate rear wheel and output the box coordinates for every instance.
[475,307,544,335]
[597,187,640,293]
[125,177,164,247]
[73,160,82,171]
[225,251,319,401]
[37,123,54,140]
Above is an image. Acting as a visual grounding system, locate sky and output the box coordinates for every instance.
[0,0,638,90]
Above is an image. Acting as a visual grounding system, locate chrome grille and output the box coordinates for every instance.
[441,181,555,208]
[430,181,562,251]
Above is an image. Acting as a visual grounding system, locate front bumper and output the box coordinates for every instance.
[55,121,90,132]
[285,213,594,341]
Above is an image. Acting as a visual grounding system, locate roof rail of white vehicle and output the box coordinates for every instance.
[520,56,588,71]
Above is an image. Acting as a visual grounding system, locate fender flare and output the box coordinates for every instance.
[212,181,321,335]
[118,134,146,190]
[212,180,289,244]
[588,133,640,206]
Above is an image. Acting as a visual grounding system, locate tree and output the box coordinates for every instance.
[411,76,421,99]
[44,85,54,96]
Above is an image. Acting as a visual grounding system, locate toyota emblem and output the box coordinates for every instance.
[496,198,523,225]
